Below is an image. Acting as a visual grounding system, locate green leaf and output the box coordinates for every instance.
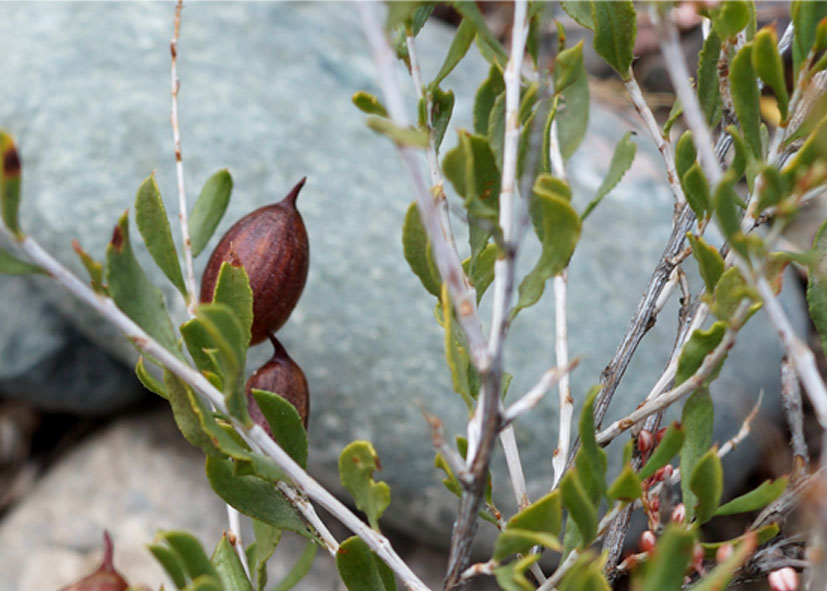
[690,447,724,524]
[681,163,712,220]
[463,242,498,303]
[473,64,505,136]
[562,0,594,30]
[157,531,220,582]
[135,357,167,399]
[429,18,475,90]
[134,175,187,296]
[452,1,508,66]
[710,266,759,322]
[205,455,309,536]
[702,524,779,558]
[190,169,233,258]
[591,1,636,80]
[106,210,180,356]
[680,389,714,522]
[487,92,506,171]
[756,165,788,212]
[753,27,789,121]
[336,536,396,591]
[576,386,608,503]
[639,422,684,481]
[0,247,42,275]
[782,115,827,186]
[663,97,684,135]
[560,469,598,546]
[697,31,723,126]
[715,476,788,516]
[558,553,609,591]
[709,1,749,38]
[210,262,254,348]
[249,520,281,591]
[402,201,441,297]
[183,576,224,591]
[675,131,697,180]
[513,186,580,317]
[557,49,589,159]
[163,369,217,451]
[640,524,695,591]
[211,534,254,591]
[581,132,636,220]
[506,490,562,537]
[251,389,308,469]
[442,131,501,220]
[71,240,106,293]
[688,532,756,591]
[727,126,749,181]
[493,529,561,561]
[352,91,389,117]
[792,0,827,75]
[273,540,317,591]
[493,554,541,591]
[430,86,454,154]
[809,219,827,353]
[149,543,188,590]
[0,131,22,237]
[607,463,642,503]
[730,43,762,158]
[713,172,744,248]
[366,117,429,148]
[688,234,724,293]
[676,323,727,387]
[555,41,585,95]
[434,450,462,498]
[339,441,391,530]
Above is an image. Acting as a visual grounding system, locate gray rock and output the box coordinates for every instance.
[0,2,808,548]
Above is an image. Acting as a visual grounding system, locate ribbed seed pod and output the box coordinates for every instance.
[246,335,309,430]
[201,177,309,345]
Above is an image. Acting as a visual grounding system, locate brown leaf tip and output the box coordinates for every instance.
[111,225,124,251]
[3,144,21,177]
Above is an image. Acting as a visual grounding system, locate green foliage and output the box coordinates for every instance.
[638,422,684,481]
[581,131,636,220]
[558,551,610,591]
[730,43,762,159]
[339,441,391,530]
[697,31,722,126]
[451,1,507,66]
[560,468,598,547]
[675,131,697,180]
[591,1,636,80]
[429,18,475,91]
[607,463,642,503]
[495,490,563,560]
[0,247,42,275]
[562,0,594,31]
[690,447,724,524]
[189,169,233,258]
[708,1,749,39]
[494,554,542,591]
[430,86,455,153]
[72,240,107,293]
[248,520,281,591]
[352,91,388,117]
[106,210,180,356]
[439,286,474,407]
[336,536,396,591]
[210,262,254,347]
[680,389,714,522]
[272,540,317,591]
[134,174,187,296]
[150,531,222,591]
[251,389,308,468]
[710,267,759,322]
[682,163,713,220]
[554,41,585,95]
[557,43,589,160]
[366,117,429,147]
[212,534,254,591]
[715,476,788,516]
[402,201,440,297]
[0,131,22,238]
[473,64,505,136]
[809,219,827,353]
[688,532,756,590]
[688,234,724,293]
[792,0,827,75]
[638,525,695,591]
[753,27,789,121]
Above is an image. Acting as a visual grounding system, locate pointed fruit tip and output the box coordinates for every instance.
[281,177,307,208]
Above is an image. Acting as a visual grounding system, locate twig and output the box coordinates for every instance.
[169,0,198,315]
[537,548,579,591]
[224,505,250,577]
[276,481,340,555]
[502,360,578,426]
[781,357,810,479]
[9,234,432,591]
[597,299,751,445]
[624,75,686,205]
[423,410,471,487]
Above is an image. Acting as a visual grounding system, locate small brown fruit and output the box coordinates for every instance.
[59,531,129,591]
[246,335,309,430]
[201,177,309,344]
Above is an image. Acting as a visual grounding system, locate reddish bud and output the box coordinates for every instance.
[716,543,733,564]
[656,427,667,443]
[662,464,674,479]
[768,567,799,591]
[640,530,656,553]
[692,542,706,572]
[246,335,309,430]
[650,496,660,512]
[638,430,654,454]
[671,502,686,524]
[59,531,128,591]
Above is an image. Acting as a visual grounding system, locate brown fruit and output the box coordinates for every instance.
[246,335,309,430]
[201,177,309,345]
[59,531,128,591]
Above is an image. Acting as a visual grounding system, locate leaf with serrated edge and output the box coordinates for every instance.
[591,1,636,80]
[639,422,684,481]
[336,536,396,591]
[211,534,254,591]
[251,389,308,469]
[134,174,186,296]
[581,132,636,220]
[711,266,759,322]
[339,441,391,530]
[682,163,712,220]
[205,455,310,537]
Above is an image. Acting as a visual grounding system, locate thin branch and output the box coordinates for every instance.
[551,273,572,488]
[10,234,431,591]
[276,481,340,555]
[169,0,198,315]
[423,410,471,487]
[597,299,751,445]
[781,356,810,479]
[225,505,251,577]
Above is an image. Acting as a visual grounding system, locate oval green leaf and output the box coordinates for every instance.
[190,169,233,258]
[336,536,396,591]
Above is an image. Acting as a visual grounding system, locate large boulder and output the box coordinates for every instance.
[0,3,807,545]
